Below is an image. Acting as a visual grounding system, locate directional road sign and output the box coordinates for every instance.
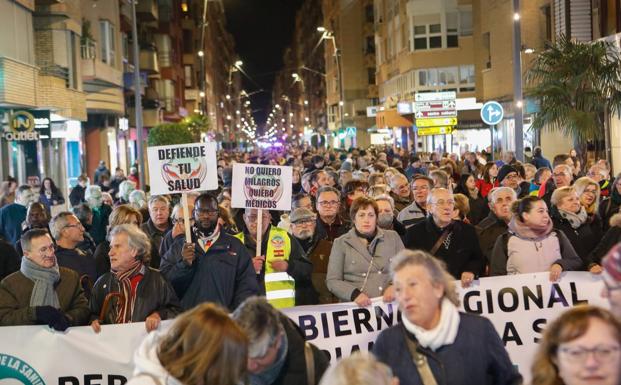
[417,126,454,136]
[481,101,504,126]
[416,117,457,128]
[414,91,456,102]
[414,91,458,128]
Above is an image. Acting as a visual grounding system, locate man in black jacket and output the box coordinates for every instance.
[159,193,258,311]
[404,188,484,287]
[89,224,181,333]
[140,195,172,269]
[476,187,517,265]
[233,297,329,385]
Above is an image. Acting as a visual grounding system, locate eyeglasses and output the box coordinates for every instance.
[318,200,339,207]
[583,188,598,194]
[293,219,315,226]
[559,345,620,363]
[504,174,519,180]
[63,223,83,230]
[173,218,195,225]
[194,208,218,216]
[412,185,430,191]
[553,173,569,178]
[433,199,455,207]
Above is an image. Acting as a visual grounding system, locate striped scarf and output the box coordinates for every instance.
[112,261,144,324]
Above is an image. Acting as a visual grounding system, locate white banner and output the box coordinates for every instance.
[146,142,218,195]
[231,163,292,211]
[0,273,610,385]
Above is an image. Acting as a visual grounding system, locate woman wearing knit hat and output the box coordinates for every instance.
[602,243,621,319]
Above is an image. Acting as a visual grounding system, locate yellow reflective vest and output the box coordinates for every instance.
[234,227,296,308]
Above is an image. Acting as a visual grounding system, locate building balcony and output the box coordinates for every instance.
[136,0,158,22]
[81,40,97,60]
[139,47,159,74]
[0,57,38,107]
[128,104,162,128]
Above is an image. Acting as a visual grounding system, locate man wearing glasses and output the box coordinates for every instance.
[315,186,349,243]
[0,228,90,329]
[160,193,258,311]
[50,211,97,283]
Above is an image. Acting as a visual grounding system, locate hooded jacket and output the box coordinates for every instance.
[125,331,182,385]
[489,218,583,276]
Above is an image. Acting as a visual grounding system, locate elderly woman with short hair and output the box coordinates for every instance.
[373,249,521,385]
[550,186,603,273]
[326,196,405,307]
[89,224,181,333]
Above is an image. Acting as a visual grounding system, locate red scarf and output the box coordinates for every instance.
[112,261,143,324]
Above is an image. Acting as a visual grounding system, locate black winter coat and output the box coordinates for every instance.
[373,314,522,385]
[590,225,621,264]
[90,266,182,323]
[404,217,485,279]
[550,207,603,269]
[159,232,258,311]
[475,211,508,266]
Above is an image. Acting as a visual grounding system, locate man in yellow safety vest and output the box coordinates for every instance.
[235,208,317,308]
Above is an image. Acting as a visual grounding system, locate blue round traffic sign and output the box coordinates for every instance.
[481,101,504,126]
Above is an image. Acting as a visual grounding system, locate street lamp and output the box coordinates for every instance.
[317,26,345,144]
[512,0,524,161]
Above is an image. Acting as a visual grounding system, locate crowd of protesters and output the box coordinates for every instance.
[0,145,620,385]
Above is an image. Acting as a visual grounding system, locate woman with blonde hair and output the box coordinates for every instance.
[573,176,601,215]
[127,303,248,385]
[531,306,621,385]
[550,186,603,272]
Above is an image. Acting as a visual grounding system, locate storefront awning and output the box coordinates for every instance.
[376,109,413,128]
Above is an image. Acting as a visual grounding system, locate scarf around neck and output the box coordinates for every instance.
[112,261,144,324]
[402,298,460,351]
[20,257,60,308]
[508,216,553,241]
[558,206,588,229]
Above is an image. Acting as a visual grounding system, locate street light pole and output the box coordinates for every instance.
[131,0,146,189]
[512,0,524,161]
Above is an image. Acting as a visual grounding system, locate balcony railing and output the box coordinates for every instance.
[81,39,96,60]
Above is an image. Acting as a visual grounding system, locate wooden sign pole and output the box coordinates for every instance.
[255,209,263,257]
[181,193,192,241]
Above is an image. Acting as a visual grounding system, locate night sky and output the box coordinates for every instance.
[223,0,305,127]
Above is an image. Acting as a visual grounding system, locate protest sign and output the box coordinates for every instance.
[231,163,292,256]
[0,272,610,385]
[147,142,218,239]
[146,142,218,195]
[231,163,292,211]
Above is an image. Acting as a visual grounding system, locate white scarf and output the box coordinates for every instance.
[402,298,460,351]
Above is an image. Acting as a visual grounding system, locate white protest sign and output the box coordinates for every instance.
[231,163,292,211]
[0,273,609,384]
[146,142,218,195]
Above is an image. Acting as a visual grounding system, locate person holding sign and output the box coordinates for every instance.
[235,208,316,307]
[373,249,521,385]
[159,193,258,311]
